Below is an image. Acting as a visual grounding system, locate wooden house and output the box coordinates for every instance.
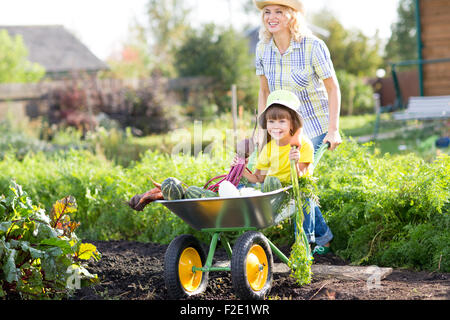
[417,0,450,96]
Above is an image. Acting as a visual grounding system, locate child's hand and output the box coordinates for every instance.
[231,154,248,167]
[289,148,300,162]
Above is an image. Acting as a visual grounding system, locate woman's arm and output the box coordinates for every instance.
[323,76,342,151]
[255,76,270,149]
[258,75,270,115]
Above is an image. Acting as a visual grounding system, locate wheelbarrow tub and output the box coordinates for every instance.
[155,186,292,230]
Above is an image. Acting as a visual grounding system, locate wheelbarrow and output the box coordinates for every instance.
[155,142,329,300]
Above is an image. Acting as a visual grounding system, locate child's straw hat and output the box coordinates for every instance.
[258,89,303,128]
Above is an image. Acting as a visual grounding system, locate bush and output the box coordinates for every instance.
[336,70,375,115]
[315,140,449,271]
[0,181,100,299]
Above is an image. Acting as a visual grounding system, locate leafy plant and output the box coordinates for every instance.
[0,30,45,83]
[287,166,317,285]
[0,181,100,299]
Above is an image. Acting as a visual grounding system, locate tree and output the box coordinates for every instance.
[174,24,258,113]
[311,9,383,77]
[104,23,153,79]
[384,0,417,63]
[145,0,192,77]
[0,30,45,83]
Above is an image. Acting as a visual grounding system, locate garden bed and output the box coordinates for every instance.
[72,240,449,300]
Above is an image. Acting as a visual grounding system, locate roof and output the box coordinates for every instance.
[0,25,109,74]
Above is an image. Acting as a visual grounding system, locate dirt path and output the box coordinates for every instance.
[72,240,449,301]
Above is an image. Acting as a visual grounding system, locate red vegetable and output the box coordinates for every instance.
[204,139,254,192]
[149,177,162,190]
[290,128,302,149]
[128,188,164,211]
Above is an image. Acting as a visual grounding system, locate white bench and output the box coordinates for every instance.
[393,95,450,120]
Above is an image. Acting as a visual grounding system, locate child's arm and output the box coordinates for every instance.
[243,168,266,183]
[232,155,266,183]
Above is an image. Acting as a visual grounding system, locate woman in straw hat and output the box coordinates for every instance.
[253,0,338,254]
[253,0,341,153]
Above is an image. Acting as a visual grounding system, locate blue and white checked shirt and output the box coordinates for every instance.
[255,35,336,139]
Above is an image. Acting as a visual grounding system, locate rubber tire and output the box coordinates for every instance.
[164,234,208,299]
[231,231,273,300]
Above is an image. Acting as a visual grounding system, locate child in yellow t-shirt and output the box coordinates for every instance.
[239,96,314,184]
[233,89,333,256]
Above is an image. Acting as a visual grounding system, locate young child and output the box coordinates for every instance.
[235,89,333,255]
[239,89,314,184]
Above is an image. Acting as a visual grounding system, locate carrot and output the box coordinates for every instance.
[290,127,302,149]
[149,177,162,190]
[128,188,164,211]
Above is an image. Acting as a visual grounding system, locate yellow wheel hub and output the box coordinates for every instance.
[178,247,203,292]
[246,244,268,291]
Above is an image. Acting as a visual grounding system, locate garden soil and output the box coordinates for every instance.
[72,240,449,301]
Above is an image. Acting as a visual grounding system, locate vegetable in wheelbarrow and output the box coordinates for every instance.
[204,138,255,192]
[161,177,185,200]
[262,176,282,193]
[184,186,205,199]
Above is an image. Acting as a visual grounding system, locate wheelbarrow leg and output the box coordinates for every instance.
[265,237,290,265]
[193,232,231,272]
[204,232,220,270]
[220,234,233,259]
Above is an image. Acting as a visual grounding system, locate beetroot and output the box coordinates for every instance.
[204,139,253,192]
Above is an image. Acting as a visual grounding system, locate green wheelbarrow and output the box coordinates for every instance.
[155,143,329,300]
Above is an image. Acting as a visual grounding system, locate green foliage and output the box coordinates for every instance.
[311,9,383,77]
[146,0,192,77]
[0,30,45,83]
[384,0,417,63]
[0,181,100,299]
[315,140,449,271]
[175,24,259,113]
[0,120,448,272]
[336,70,375,115]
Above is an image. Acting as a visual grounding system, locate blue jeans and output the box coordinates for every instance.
[301,132,333,246]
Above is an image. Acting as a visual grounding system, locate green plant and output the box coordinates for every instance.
[0,181,100,299]
[315,140,449,271]
[0,30,45,83]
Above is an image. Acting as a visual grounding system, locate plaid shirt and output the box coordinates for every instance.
[255,35,336,139]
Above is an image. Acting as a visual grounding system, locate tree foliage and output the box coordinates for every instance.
[174,24,258,112]
[145,0,192,77]
[0,30,45,83]
[311,9,383,77]
[384,0,417,63]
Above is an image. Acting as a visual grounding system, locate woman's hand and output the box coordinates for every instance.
[323,130,342,151]
[289,147,300,162]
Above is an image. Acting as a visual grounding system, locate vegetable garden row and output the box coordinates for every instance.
[1,136,449,298]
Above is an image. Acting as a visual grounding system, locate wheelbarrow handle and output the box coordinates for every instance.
[313,142,330,168]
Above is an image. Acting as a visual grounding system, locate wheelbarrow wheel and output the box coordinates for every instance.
[231,231,273,300]
[164,234,208,299]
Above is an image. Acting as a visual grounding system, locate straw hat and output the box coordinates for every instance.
[253,0,305,14]
[258,90,303,128]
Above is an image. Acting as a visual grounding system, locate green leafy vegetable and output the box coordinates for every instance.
[0,181,100,299]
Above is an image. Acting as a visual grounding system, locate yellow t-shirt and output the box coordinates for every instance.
[255,135,314,183]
